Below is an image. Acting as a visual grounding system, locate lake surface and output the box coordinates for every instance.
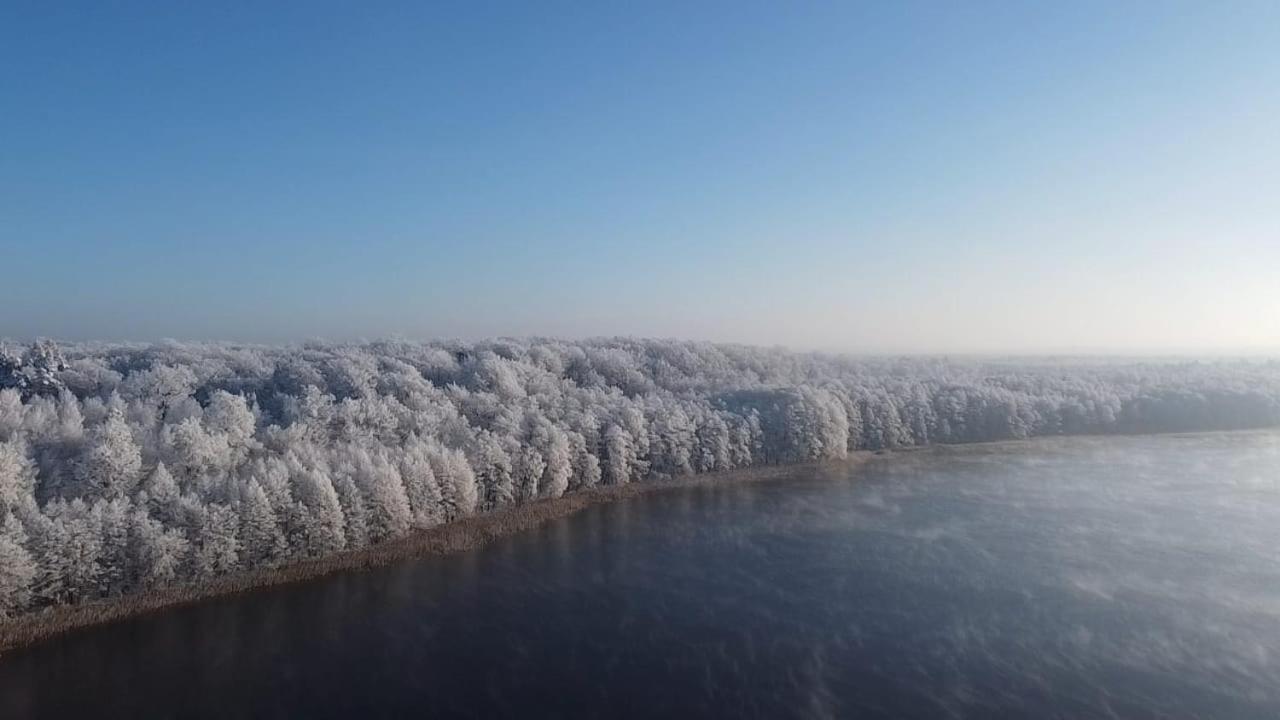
[3,432,1280,719]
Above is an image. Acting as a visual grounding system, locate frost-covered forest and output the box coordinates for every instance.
[1,337,1278,620]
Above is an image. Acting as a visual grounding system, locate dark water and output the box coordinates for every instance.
[4,432,1280,719]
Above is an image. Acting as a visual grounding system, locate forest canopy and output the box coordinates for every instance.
[1,337,1278,620]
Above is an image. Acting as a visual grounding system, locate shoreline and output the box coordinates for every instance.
[0,456,866,655]
[4,426,1277,656]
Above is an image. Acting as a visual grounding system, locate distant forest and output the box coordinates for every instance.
[2,338,1279,619]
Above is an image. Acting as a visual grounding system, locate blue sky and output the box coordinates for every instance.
[3,1,1278,353]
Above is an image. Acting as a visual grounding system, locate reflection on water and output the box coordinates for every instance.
[3,432,1280,719]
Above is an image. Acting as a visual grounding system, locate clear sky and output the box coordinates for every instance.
[3,2,1278,354]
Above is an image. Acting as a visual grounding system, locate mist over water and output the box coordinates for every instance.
[3,431,1279,719]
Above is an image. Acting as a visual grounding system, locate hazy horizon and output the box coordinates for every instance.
[5,332,1280,361]
[5,3,1279,354]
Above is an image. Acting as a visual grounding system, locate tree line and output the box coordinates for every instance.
[2,337,1278,618]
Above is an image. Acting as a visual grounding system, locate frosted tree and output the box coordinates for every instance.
[54,389,86,444]
[0,347,20,396]
[238,480,287,567]
[0,515,35,617]
[129,509,189,588]
[289,462,346,557]
[96,497,133,596]
[399,439,445,528]
[693,412,732,472]
[467,430,514,511]
[618,406,651,477]
[44,500,104,603]
[512,446,545,502]
[728,410,760,467]
[355,451,412,542]
[527,418,571,499]
[78,409,142,500]
[429,444,478,521]
[162,417,227,482]
[649,403,697,476]
[0,440,36,514]
[799,388,849,461]
[0,389,23,441]
[0,340,68,398]
[120,364,197,414]
[141,462,181,525]
[602,424,634,485]
[189,501,240,580]
[566,431,602,490]
[331,472,370,550]
[203,391,256,448]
